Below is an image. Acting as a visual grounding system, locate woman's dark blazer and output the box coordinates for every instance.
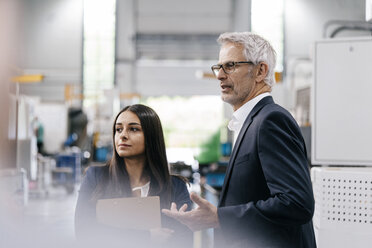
[75,165,192,248]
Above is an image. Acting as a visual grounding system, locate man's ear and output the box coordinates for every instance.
[255,62,269,83]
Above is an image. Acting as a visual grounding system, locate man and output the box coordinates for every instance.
[33,117,44,154]
[162,32,316,248]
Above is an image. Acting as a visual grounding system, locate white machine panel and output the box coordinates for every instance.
[311,167,372,248]
[312,37,372,166]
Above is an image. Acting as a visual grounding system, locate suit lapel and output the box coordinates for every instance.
[218,96,273,206]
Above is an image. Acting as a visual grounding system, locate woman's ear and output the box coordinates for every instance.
[255,62,269,83]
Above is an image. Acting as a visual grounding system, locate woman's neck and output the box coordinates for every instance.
[124,156,149,188]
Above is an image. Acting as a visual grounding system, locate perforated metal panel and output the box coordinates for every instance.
[311,167,372,247]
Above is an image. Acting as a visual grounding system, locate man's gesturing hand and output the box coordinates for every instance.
[161,192,220,231]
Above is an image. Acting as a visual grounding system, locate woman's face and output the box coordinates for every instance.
[114,110,145,159]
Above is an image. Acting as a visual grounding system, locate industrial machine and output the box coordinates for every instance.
[311,37,372,248]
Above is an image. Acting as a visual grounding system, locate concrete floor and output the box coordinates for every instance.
[0,185,79,248]
[24,186,78,241]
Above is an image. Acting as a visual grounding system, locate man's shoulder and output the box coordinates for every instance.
[260,100,292,119]
[251,95,283,117]
[257,102,300,132]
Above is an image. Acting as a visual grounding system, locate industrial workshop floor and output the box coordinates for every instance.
[5,183,214,248]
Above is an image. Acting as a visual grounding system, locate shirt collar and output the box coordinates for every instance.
[228,92,271,132]
[132,181,150,197]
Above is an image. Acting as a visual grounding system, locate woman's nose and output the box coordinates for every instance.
[120,129,128,139]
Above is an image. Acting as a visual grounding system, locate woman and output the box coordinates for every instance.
[75,104,192,248]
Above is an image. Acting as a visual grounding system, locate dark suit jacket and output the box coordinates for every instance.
[75,165,193,248]
[215,96,316,248]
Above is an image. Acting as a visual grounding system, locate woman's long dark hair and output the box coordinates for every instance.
[92,104,172,208]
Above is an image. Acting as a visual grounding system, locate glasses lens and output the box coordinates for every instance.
[211,65,220,76]
[223,62,235,74]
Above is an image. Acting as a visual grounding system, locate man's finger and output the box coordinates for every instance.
[190,192,209,207]
[161,203,177,217]
[162,208,178,218]
[162,208,194,226]
[179,203,188,212]
[170,202,177,211]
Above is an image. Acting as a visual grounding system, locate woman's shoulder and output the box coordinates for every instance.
[170,175,189,190]
[78,165,109,194]
[170,175,187,184]
[170,175,192,208]
[84,164,109,181]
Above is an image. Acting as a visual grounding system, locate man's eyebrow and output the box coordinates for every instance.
[218,60,233,65]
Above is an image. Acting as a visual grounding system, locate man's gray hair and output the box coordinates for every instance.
[217,32,277,87]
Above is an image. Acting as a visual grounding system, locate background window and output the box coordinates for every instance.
[143,96,224,164]
[83,0,116,107]
[251,0,284,72]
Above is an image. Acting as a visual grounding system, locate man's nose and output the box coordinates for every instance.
[217,68,227,80]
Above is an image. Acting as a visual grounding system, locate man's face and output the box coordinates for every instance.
[217,42,257,111]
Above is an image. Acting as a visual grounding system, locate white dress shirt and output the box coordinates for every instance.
[132,181,150,197]
[228,92,271,145]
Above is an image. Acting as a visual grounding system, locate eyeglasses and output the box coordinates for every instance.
[211,61,255,77]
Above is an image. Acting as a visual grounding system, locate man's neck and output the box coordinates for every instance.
[233,83,271,111]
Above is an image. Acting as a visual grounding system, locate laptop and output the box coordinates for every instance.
[96,196,161,230]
